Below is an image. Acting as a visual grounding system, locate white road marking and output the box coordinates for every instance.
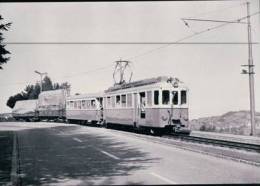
[98,149,120,160]
[73,138,82,143]
[150,172,177,184]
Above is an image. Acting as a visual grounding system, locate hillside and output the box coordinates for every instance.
[189,111,260,136]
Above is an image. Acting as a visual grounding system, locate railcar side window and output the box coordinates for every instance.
[107,97,111,108]
[78,100,82,109]
[154,90,159,105]
[86,100,90,109]
[82,100,86,109]
[127,94,132,107]
[147,91,152,106]
[116,95,120,106]
[181,90,187,104]
[162,90,170,105]
[74,101,77,109]
[91,100,96,108]
[121,94,126,107]
[172,91,178,105]
[111,96,115,108]
[70,101,73,109]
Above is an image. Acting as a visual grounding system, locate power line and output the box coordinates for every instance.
[124,11,260,61]
[1,12,259,88]
[3,42,259,45]
[0,65,113,87]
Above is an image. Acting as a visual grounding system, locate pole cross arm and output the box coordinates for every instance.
[241,64,255,67]
[181,18,248,24]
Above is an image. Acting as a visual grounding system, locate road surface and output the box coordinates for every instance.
[0,122,260,185]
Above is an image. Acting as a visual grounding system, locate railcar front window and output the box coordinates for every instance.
[172,91,178,105]
[181,90,187,104]
[154,90,159,105]
[162,90,170,105]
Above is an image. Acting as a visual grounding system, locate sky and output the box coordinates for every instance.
[0,1,259,119]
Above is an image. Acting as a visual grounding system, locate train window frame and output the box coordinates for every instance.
[121,94,126,107]
[153,90,159,106]
[107,96,111,109]
[116,95,121,107]
[111,96,115,108]
[162,90,170,105]
[91,100,96,109]
[82,100,86,109]
[139,92,146,107]
[86,100,90,109]
[172,91,179,105]
[77,100,82,109]
[70,101,73,109]
[181,90,187,105]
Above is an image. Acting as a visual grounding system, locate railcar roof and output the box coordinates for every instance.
[105,76,182,93]
[67,92,104,100]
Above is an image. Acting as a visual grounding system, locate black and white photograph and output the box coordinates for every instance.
[0,0,260,185]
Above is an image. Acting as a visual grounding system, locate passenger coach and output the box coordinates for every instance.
[66,92,103,124]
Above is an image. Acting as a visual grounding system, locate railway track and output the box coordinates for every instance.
[167,134,260,153]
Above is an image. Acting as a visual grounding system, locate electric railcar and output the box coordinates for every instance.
[12,76,190,134]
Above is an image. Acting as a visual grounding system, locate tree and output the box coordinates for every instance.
[60,82,71,96]
[53,83,60,90]
[42,76,53,91]
[6,75,71,109]
[0,15,11,70]
[6,93,25,108]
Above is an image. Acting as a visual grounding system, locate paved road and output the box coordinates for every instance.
[0,122,260,185]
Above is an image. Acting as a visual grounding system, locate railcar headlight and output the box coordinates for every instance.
[161,115,168,121]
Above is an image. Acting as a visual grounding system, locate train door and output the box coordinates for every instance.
[96,97,103,122]
[138,92,146,125]
[133,93,138,127]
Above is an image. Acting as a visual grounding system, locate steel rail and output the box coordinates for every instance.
[167,134,260,153]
